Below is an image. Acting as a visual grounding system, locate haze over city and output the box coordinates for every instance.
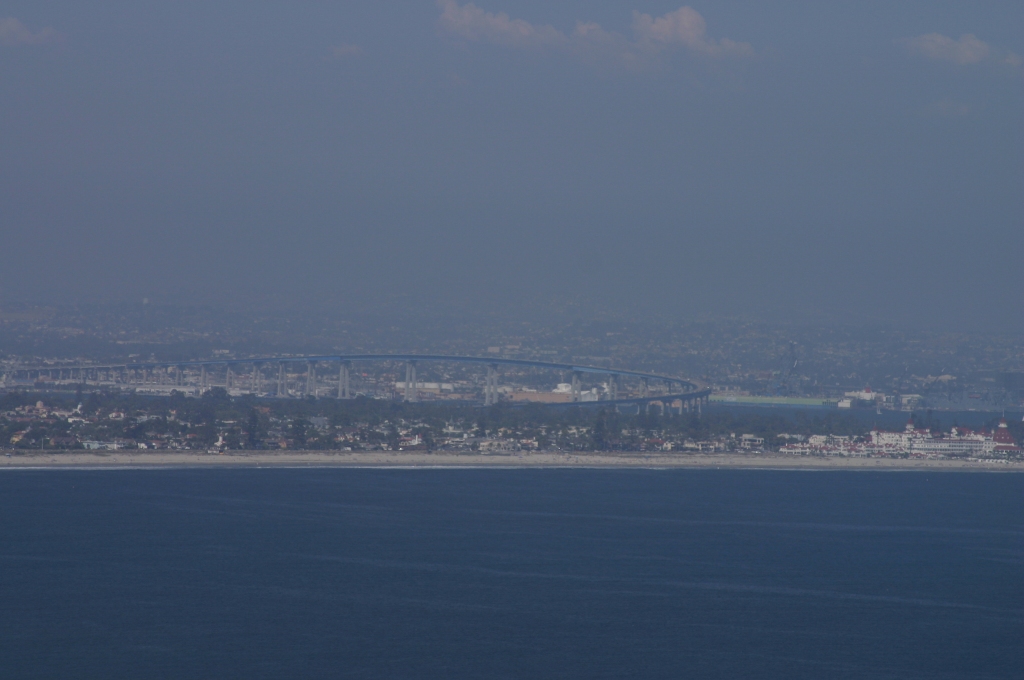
[2,1,1021,328]
[3,5,1024,680]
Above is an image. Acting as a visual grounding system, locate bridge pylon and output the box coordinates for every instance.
[404,361,417,402]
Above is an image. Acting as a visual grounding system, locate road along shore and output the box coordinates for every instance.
[1,451,1021,471]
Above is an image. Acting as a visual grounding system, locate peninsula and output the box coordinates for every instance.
[2,450,1021,471]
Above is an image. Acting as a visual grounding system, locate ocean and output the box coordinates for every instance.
[1,469,1021,679]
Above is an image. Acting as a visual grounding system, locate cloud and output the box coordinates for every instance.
[929,98,971,118]
[329,43,363,58]
[0,17,60,46]
[904,33,990,65]
[438,0,564,48]
[437,1,751,63]
[632,7,753,57]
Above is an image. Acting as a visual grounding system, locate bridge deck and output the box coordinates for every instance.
[8,354,710,403]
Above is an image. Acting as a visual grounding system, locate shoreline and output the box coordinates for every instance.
[1,450,1022,471]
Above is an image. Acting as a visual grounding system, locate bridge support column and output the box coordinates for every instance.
[608,375,618,401]
[571,372,581,403]
[200,366,207,392]
[306,362,314,397]
[405,361,417,402]
[251,364,259,394]
[485,364,499,406]
[641,378,649,399]
[226,366,232,390]
[278,363,286,397]
[338,362,351,399]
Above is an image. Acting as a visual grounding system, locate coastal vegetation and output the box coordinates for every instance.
[0,388,885,453]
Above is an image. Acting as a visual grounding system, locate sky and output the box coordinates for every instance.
[1,2,1022,328]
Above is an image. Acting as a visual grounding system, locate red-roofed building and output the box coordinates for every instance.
[992,419,1021,455]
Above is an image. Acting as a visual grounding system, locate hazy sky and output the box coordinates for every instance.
[2,2,1021,328]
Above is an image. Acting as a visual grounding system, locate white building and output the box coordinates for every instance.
[868,420,1011,457]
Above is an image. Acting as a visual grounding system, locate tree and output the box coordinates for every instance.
[247,409,262,448]
[291,418,308,448]
[591,409,610,450]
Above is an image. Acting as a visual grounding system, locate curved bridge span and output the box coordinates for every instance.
[8,354,710,410]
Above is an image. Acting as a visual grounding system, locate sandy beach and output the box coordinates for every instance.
[1,450,1021,471]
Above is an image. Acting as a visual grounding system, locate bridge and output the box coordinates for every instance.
[4,354,710,413]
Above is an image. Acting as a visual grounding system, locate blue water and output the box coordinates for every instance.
[1,470,1021,679]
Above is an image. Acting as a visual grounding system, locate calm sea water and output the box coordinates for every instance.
[1,469,1021,679]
